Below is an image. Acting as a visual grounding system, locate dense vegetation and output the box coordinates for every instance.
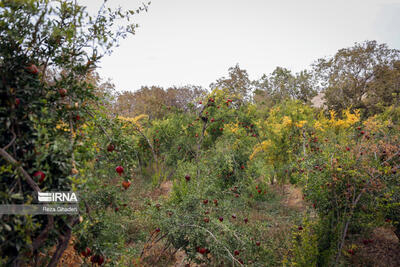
[1,1,399,266]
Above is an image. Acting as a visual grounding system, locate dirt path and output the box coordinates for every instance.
[350,227,400,267]
[169,184,307,267]
[282,184,304,210]
[172,250,205,267]
[150,180,173,200]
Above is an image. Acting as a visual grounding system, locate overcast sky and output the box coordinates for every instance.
[81,0,400,92]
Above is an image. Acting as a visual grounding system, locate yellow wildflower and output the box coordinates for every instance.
[295,120,307,128]
[282,116,292,127]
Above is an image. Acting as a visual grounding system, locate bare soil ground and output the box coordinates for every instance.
[150,180,173,200]
[350,227,400,267]
[281,184,305,210]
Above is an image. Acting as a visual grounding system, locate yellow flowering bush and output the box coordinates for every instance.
[250,100,314,184]
[117,114,149,129]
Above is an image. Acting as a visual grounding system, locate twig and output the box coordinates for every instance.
[84,108,113,142]
[154,242,171,263]
[29,3,48,51]
[382,149,400,165]
[3,127,16,151]
[334,190,364,267]
[180,224,243,266]
[122,119,158,171]
[140,231,160,258]
[154,233,168,244]
[68,116,76,163]
[32,216,54,251]
[47,216,79,267]
[334,169,380,267]
[83,200,94,221]
[0,148,41,192]
[302,128,307,157]
[195,104,208,178]
[40,52,51,83]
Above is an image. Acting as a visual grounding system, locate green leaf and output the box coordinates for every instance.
[11,193,24,200]
[4,224,12,232]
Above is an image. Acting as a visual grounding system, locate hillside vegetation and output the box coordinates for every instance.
[1,1,399,266]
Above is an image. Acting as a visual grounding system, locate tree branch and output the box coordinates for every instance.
[29,2,48,51]
[47,216,79,267]
[84,108,113,143]
[0,148,41,192]
[32,215,54,251]
[180,224,243,266]
[3,127,16,151]
[122,119,158,167]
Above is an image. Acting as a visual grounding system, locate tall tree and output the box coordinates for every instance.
[293,70,317,103]
[115,85,207,118]
[365,60,400,115]
[253,67,316,108]
[165,85,207,111]
[313,40,400,114]
[211,64,252,105]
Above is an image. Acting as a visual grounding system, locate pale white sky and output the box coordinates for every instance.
[81,0,400,92]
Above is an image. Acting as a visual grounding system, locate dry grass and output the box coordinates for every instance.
[349,227,400,267]
[32,236,83,267]
[282,184,305,211]
[150,180,173,200]
[140,240,176,267]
